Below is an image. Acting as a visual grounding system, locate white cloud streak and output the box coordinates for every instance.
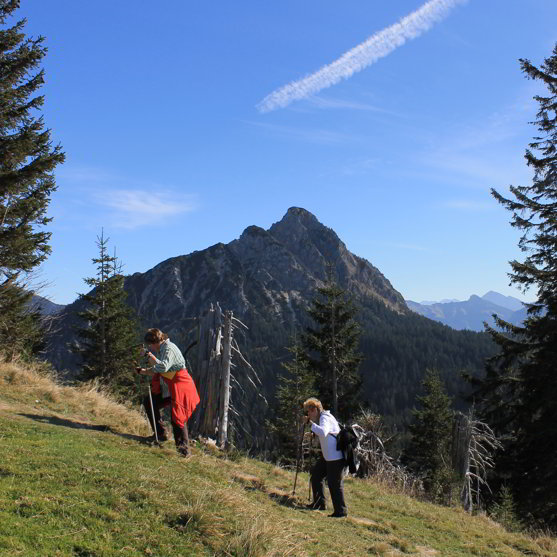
[257,0,468,113]
[56,166,198,230]
[97,189,197,229]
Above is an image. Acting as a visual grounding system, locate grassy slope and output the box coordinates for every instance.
[1,362,556,557]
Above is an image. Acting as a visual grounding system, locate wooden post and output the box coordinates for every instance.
[217,311,233,447]
[190,303,223,437]
[189,303,256,446]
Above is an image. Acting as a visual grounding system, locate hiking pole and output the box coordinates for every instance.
[292,421,305,495]
[308,432,313,502]
[147,383,159,446]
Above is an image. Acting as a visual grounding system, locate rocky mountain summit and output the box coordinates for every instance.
[124,207,407,335]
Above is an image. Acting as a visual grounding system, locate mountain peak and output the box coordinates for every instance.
[481,291,525,312]
[283,206,319,222]
[270,207,322,235]
[269,207,341,247]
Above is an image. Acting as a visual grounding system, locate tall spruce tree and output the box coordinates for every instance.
[303,274,363,420]
[407,369,454,501]
[271,340,316,464]
[73,231,140,396]
[0,1,65,357]
[473,44,557,530]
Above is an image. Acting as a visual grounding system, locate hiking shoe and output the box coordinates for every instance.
[328,512,347,518]
[177,446,190,458]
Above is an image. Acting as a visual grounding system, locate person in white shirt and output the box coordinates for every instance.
[303,397,347,518]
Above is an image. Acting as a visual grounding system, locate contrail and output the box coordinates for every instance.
[257,0,468,113]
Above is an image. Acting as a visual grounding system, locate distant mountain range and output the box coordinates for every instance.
[406,291,529,332]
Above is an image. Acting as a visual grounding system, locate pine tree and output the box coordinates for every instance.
[303,274,363,420]
[490,485,524,532]
[407,369,454,501]
[0,1,65,356]
[271,341,316,464]
[474,43,557,530]
[73,231,140,396]
[0,278,43,359]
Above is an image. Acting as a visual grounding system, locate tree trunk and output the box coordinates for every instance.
[218,311,233,448]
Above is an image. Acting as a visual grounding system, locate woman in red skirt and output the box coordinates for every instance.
[137,328,200,457]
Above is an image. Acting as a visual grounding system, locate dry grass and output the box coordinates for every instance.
[532,534,557,553]
[180,478,308,556]
[0,360,149,435]
[2,359,557,557]
[232,472,266,490]
[221,515,306,557]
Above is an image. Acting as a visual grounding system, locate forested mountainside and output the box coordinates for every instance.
[45,208,495,437]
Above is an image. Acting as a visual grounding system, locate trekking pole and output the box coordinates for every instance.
[292,421,305,495]
[308,432,313,502]
[147,383,159,446]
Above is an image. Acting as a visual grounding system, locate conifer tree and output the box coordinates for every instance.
[271,341,316,464]
[303,274,363,420]
[0,1,65,356]
[73,231,140,396]
[474,43,557,530]
[407,369,454,501]
[0,278,43,359]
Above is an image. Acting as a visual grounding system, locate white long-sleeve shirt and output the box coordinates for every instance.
[310,410,343,461]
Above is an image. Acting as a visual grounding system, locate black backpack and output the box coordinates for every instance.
[334,424,360,474]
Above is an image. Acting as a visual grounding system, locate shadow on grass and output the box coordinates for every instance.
[232,472,308,511]
[18,413,150,444]
[268,490,304,510]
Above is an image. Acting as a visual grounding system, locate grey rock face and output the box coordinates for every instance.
[124,207,407,341]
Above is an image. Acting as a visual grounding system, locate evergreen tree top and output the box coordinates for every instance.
[0,1,64,280]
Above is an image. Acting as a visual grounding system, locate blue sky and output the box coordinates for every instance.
[17,0,557,305]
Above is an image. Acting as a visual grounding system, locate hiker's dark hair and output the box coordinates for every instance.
[144,328,168,344]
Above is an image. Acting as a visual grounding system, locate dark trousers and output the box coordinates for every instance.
[143,392,170,438]
[310,456,347,516]
[143,392,189,455]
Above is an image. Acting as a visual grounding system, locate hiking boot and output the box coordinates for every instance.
[172,421,190,457]
[177,446,191,458]
[328,512,347,518]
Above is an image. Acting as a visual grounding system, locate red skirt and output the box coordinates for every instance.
[151,369,200,428]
